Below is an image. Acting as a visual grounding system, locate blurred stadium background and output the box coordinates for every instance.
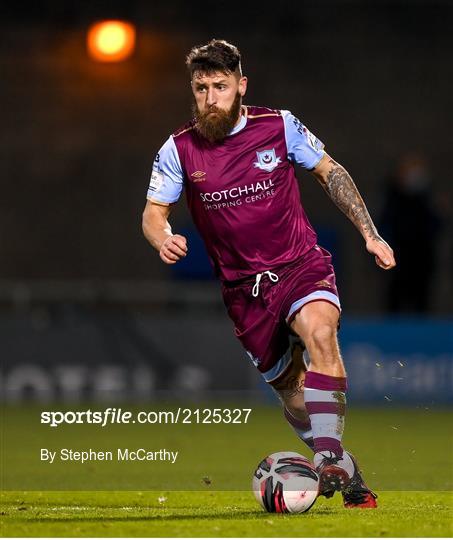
[1,0,452,407]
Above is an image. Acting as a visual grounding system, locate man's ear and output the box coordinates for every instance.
[238,76,248,97]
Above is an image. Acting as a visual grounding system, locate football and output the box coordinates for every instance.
[252,451,319,513]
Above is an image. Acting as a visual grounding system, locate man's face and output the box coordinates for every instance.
[191,70,248,143]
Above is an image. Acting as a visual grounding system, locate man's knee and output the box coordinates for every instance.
[305,323,337,352]
[292,303,344,376]
[303,323,343,372]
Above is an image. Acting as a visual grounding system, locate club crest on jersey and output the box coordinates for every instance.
[254,148,281,172]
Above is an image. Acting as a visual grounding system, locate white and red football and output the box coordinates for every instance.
[252,451,319,513]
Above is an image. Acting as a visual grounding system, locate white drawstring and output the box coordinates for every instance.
[252,271,279,297]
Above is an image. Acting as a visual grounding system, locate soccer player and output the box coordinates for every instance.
[142,39,396,508]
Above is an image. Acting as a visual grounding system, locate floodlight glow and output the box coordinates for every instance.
[87,20,136,62]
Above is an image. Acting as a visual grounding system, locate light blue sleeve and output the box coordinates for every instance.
[282,110,325,170]
[146,136,184,203]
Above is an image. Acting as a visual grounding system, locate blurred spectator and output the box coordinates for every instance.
[379,153,443,313]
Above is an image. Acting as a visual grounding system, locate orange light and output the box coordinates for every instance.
[87,20,136,62]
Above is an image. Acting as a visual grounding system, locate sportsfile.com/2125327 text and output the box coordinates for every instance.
[40,408,253,427]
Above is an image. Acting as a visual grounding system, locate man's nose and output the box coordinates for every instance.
[206,87,216,106]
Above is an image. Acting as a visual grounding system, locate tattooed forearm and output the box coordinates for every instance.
[323,159,379,241]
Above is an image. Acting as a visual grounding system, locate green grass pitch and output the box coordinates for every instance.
[1,406,452,536]
[1,490,452,537]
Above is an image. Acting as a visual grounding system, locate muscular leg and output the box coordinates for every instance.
[271,302,345,438]
[291,301,347,456]
[290,301,354,490]
[270,299,345,452]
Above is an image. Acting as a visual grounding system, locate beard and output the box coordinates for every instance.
[193,92,242,144]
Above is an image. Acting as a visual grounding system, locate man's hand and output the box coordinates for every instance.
[142,201,188,264]
[159,234,188,264]
[366,236,396,270]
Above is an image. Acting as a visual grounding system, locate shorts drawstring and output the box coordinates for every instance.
[252,271,279,297]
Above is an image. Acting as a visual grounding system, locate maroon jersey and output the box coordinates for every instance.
[148,106,325,282]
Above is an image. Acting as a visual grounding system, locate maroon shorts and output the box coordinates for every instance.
[221,245,340,382]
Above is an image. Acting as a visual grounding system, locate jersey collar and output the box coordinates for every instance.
[228,107,247,136]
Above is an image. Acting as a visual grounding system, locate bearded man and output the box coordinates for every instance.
[142,39,396,508]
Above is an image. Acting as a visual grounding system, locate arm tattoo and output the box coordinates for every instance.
[323,159,378,241]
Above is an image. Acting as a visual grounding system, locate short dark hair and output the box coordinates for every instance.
[186,39,242,78]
